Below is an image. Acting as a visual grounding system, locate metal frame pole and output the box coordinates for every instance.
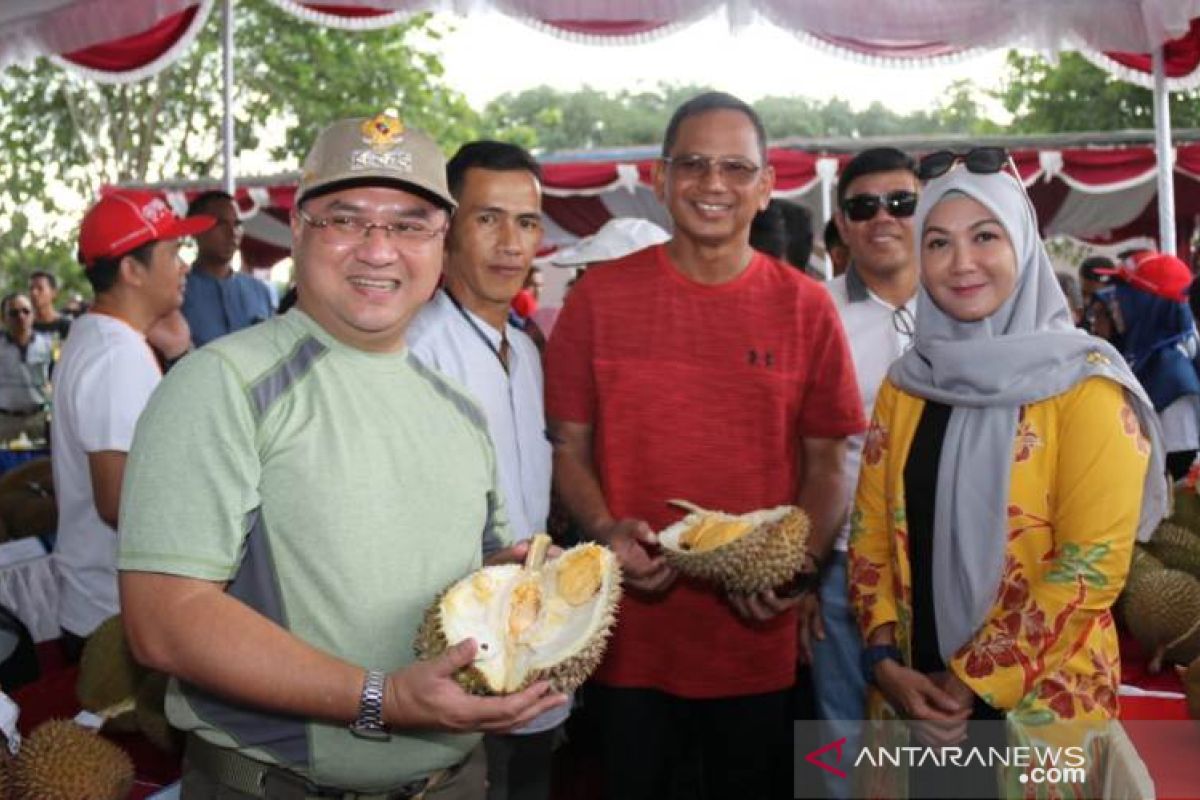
[221,0,235,195]
[1152,44,1175,255]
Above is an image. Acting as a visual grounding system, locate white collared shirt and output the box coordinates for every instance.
[826,271,918,552]
[408,290,551,545]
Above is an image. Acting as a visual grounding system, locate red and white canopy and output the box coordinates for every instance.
[3,1,1199,84]
[112,142,1200,269]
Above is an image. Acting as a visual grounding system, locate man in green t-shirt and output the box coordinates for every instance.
[118,113,565,799]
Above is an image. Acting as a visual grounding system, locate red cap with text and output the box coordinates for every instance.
[1096,251,1193,303]
[78,190,214,269]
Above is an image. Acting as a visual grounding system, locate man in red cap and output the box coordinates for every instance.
[51,190,213,661]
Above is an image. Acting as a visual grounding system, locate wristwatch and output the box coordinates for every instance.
[349,669,391,741]
[860,644,903,686]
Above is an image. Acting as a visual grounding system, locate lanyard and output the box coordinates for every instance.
[442,289,510,373]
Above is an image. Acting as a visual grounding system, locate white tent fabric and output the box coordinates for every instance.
[3,0,1199,71]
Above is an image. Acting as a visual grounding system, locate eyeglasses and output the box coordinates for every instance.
[662,154,762,186]
[6,308,31,319]
[297,208,448,246]
[841,191,918,222]
[917,147,1009,182]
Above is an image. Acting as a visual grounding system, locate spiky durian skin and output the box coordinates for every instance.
[414,544,622,695]
[135,670,181,754]
[1122,567,1200,665]
[76,615,144,732]
[1149,522,1200,580]
[13,719,133,800]
[1183,657,1200,722]
[664,508,809,594]
[413,593,495,695]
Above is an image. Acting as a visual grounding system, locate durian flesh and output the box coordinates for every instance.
[415,543,621,694]
[659,505,810,594]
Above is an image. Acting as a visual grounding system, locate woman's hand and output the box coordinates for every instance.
[874,660,972,746]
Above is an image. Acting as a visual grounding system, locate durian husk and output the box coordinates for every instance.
[1148,522,1200,580]
[658,503,809,594]
[135,670,181,754]
[1180,657,1200,722]
[414,541,621,695]
[1122,567,1200,670]
[1170,484,1200,533]
[77,615,145,733]
[12,719,133,800]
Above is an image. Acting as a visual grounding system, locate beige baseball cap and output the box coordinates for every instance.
[296,113,456,211]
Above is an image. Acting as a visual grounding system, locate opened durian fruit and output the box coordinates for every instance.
[416,534,620,694]
[658,500,810,594]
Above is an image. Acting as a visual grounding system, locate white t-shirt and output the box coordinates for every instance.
[408,289,564,734]
[408,290,551,544]
[52,312,161,637]
[827,271,917,552]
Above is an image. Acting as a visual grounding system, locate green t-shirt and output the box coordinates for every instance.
[118,309,510,790]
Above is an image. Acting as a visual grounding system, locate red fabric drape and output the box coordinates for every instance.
[544,20,673,37]
[301,3,393,18]
[60,5,200,73]
[1104,18,1200,78]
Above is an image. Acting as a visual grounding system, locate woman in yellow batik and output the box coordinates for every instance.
[848,159,1169,798]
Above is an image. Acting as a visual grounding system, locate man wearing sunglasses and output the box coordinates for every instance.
[814,147,921,796]
[546,92,864,800]
[0,292,53,443]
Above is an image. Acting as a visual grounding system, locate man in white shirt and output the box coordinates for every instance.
[407,140,555,800]
[52,190,213,660]
[813,148,920,796]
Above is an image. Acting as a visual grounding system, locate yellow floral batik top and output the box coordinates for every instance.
[848,375,1151,725]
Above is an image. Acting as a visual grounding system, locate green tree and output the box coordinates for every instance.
[0,0,477,296]
[997,51,1200,132]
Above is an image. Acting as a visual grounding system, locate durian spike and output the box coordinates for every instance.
[666,498,710,515]
[524,533,552,572]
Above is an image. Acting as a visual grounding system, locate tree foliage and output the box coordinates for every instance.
[0,0,478,296]
[997,51,1200,132]
[480,78,999,152]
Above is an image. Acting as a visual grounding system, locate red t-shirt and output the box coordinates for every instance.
[545,245,866,698]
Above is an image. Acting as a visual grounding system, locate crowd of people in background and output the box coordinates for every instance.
[0,89,1191,799]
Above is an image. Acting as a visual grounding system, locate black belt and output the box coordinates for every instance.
[185,733,465,799]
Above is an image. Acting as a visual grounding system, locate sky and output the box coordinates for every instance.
[435,10,1012,117]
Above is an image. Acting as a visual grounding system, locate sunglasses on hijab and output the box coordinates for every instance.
[917,147,1010,182]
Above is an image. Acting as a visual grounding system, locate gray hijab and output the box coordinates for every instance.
[888,168,1168,663]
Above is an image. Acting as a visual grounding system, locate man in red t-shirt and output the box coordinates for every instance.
[545,92,866,800]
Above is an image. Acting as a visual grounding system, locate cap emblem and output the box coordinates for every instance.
[360,113,405,151]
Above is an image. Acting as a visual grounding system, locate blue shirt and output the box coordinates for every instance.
[182,270,274,347]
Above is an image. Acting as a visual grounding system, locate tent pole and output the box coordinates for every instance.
[221,0,235,195]
[1152,44,1175,255]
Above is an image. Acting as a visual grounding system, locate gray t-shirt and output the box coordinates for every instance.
[119,309,509,790]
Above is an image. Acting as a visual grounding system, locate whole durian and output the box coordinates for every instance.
[76,616,144,732]
[134,671,180,754]
[12,719,133,800]
[1122,567,1200,671]
[1180,657,1200,722]
[1171,484,1200,532]
[415,535,620,694]
[1149,522,1200,580]
[657,501,809,594]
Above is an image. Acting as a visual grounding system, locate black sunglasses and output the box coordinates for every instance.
[917,147,1009,182]
[841,190,918,223]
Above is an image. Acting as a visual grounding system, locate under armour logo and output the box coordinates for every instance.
[747,349,775,367]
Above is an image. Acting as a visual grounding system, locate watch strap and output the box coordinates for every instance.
[349,669,391,741]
